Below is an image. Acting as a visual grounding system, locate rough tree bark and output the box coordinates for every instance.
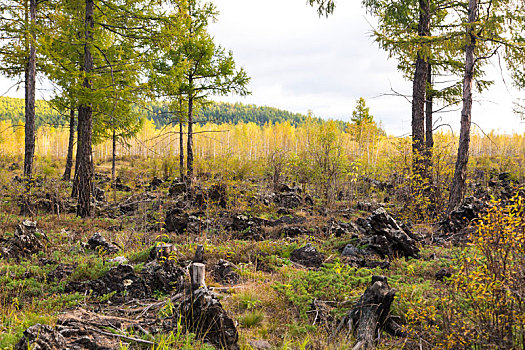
[425,63,434,162]
[411,0,431,175]
[62,107,75,181]
[448,0,477,211]
[179,118,184,179]
[112,128,116,202]
[186,91,194,183]
[23,0,37,181]
[71,119,81,198]
[20,0,37,215]
[424,63,434,183]
[74,0,95,217]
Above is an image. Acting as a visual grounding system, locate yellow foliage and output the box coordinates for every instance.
[403,191,525,349]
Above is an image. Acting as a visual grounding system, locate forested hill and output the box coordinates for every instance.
[142,101,318,127]
[0,96,321,128]
[0,96,65,128]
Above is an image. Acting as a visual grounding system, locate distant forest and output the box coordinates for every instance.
[0,96,61,128]
[0,96,325,128]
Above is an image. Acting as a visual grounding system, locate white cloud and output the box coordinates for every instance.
[209,0,524,135]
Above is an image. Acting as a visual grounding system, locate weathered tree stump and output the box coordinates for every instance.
[193,244,204,263]
[334,276,404,349]
[191,262,206,290]
[180,263,240,349]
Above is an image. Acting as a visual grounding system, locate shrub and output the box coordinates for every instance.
[273,262,377,319]
[404,191,525,349]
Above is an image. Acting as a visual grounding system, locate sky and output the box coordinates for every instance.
[207,0,524,135]
[0,0,523,135]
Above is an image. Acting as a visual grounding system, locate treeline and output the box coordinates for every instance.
[0,96,325,129]
[0,97,66,128]
[147,101,322,127]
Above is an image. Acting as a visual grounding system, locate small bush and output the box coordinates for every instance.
[273,262,377,319]
[404,191,525,349]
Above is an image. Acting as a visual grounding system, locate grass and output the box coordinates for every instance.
[1,154,521,349]
[239,310,264,328]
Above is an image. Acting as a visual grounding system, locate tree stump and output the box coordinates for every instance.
[191,263,206,290]
[335,276,404,349]
[193,244,204,263]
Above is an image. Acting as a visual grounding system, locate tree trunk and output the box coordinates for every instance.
[448,0,477,212]
[425,63,434,160]
[62,107,76,181]
[23,0,37,181]
[411,0,430,175]
[186,93,194,182]
[71,112,81,198]
[74,0,95,218]
[112,129,116,202]
[179,118,184,179]
[424,63,434,182]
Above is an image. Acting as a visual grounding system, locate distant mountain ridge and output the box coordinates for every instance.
[0,96,322,128]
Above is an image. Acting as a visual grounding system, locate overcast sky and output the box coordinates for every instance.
[207,0,524,135]
[1,0,523,135]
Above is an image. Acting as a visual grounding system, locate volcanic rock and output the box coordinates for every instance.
[87,232,119,254]
[15,324,66,350]
[213,259,240,285]
[0,220,45,260]
[356,208,420,259]
[290,243,324,268]
[179,288,239,350]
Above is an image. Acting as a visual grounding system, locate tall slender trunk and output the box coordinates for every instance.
[179,118,184,179]
[112,129,116,202]
[20,0,37,215]
[448,0,477,211]
[186,93,194,182]
[425,63,434,171]
[425,64,434,151]
[411,0,430,175]
[62,107,76,180]
[23,0,37,181]
[74,0,95,218]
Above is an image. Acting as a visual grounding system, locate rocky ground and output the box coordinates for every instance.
[0,169,521,349]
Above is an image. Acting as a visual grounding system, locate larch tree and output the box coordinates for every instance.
[360,0,471,178]
[447,0,525,210]
[40,0,82,181]
[351,97,374,127]
[41,0,167,216]
[0,0,46,209]
[146,2,187,179]
[155,0,250,182]
[308,0,440,177]
[74,0,95,218]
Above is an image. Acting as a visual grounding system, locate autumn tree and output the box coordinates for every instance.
[0,0,45,205]
[41,0,169,217]
[160,0,250,182]
[304,118,348,205]
[448,0,525,210]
